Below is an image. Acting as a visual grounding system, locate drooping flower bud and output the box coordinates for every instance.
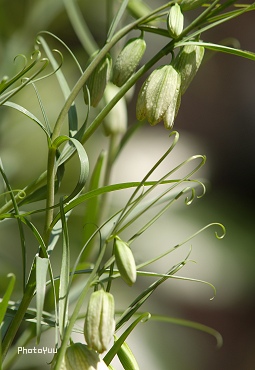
[51,343,108,370]
[112,37,146,87]
[167,3,184,39]
[84,52,112,107]
[114,237,137,286]
[173,44,204,95]
[136,64,181,129]
[102,83,127,136]
[84,290,115,353]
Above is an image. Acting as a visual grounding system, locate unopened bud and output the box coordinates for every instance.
[102,83,127,136]
[51,343,108,370]
[84,290,115,353]
[173,44,204,94]
[112,37,146,87]
[84,52,112,107]
[136,64,181,129]
[167,4,184,39]
[66,343,108,370]
[114,237,137,286]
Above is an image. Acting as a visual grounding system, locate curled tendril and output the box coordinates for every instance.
[0,50,51,105]
[36,31,83,75]
[13,54,28,73]
[31,50,64,83]
[184,187,195,205]
[0,189,26,200]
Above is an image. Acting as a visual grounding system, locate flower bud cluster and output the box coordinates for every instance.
[136,41,204,129]
[173,44,205,95]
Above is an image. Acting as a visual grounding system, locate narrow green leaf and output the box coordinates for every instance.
[184,2,255,44]
[82,150,107,258]
[53,136,90,202]
[176,41,255,61]
[58,197,70,338]
[3,101,50,138]
[0,161,27,291]
[104,312,150,365]
[50,179,193,227]
[30,82,52,136]
[115,259,187,331]
[107,0,130,42]
[35,255,49,343]
[37,35,79,138]
[0,274,16,324]
[63,0,98,55]
[150,314,223,348]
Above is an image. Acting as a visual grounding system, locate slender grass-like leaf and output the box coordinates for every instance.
[183,2,255,46]
[115,155,206,237]
[52,136,89,202]
[0,274,16,325]
[35,255,49,343]
[137,222,226,271]
[176,41,255,61]
[207,3,255,23]
[4,301,55,327]
[104,312,150,365]
[58,197,70,339]
[19,217,59,345]
[37,35,79,138]
[3,101,50,139]
[30,82,52,136]
[37,31,83,75]
[107,0,130,42]
[115,258,188,331]
[82,150,107,259]
[149,314,223,348]
[0,161,27,291]
[63,0,98,55]
[48,178,196,228]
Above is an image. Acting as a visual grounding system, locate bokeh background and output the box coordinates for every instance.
[1,1,255,369]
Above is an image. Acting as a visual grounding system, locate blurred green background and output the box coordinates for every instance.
[1,1,255,369]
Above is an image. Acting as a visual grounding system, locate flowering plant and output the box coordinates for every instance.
[0,1,254,369]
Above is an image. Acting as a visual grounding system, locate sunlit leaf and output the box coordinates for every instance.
[35,255,49,343]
